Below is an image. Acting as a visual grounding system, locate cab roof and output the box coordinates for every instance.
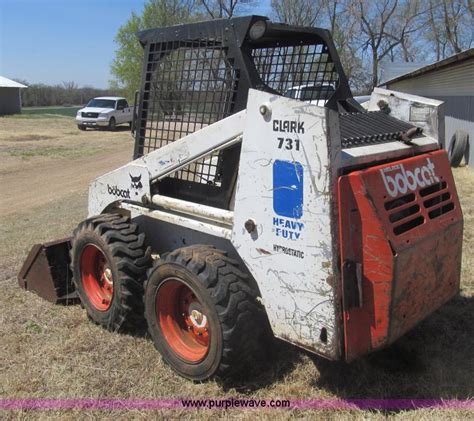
[93,96,125,101]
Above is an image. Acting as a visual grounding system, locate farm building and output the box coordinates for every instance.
[380,48,474,168]
[0,76,27,115]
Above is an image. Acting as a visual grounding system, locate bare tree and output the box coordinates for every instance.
[387,0,429,62]
[426,0,448,60]
[271,0,372,91]
[62,81,79,91]
[351,0,429,87]
[271,0,323,26]
[442,0,464,52]
[466,0,474,17]
[423,0,473,60]
[321,0,371,90]
[351,0,398,87]
[200,0,240,18]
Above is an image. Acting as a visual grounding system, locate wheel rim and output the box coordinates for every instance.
[80,244,114,311]
[156,279,210,363]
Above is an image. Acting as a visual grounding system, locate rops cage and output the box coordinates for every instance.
[134,16,353,209]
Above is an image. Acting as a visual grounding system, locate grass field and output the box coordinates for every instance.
[0,115,472,419]
[20,106,81,118]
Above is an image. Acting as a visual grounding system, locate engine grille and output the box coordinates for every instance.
[420,180,454,219]
[343,150,461,250]
[340,111,418,148]
[82,112,99,118]
[383,174,455,237]
[384,193,424,235]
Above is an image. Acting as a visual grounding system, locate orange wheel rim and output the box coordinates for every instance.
[156,279,210,363]
[80,244,113,311]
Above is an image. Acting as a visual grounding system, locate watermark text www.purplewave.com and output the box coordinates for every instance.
[0,398,473,410]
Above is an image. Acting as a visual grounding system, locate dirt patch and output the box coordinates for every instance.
[0,116,132,214]
[0,147,130,217]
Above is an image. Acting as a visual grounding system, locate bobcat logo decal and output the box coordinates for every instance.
[130,173,143,190]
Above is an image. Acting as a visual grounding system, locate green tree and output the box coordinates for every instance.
[110,0,197,101]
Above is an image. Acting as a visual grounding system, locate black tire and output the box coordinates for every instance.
[71,213,151,331]
[108,117,116,131]
[78,125,86,131]
[448,130,469,167]
[144,245,270,381]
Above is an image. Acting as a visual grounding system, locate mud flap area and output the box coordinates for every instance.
[18,238,78,304]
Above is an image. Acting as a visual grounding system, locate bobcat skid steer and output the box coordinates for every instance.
[18,16,463,380]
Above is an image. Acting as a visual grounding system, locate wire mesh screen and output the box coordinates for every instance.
[139,41,238,186]
[252,43,339,104]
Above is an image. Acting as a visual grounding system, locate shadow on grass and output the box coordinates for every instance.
[82,126,131,133]
[220,295,473,398]
[70,292,473,398]
[310,295,474,400]
[117,315,304,392]
[221,339,304,393]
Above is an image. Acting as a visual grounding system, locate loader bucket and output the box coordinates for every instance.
[18,238,78,304]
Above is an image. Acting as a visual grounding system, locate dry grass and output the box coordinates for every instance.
[0,116,473,419]
[0,116,130,175]
[454,167,474,296]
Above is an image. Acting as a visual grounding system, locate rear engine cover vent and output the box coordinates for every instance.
[419,181,455,219]
[384,193,425,235]
[339,150,462,250]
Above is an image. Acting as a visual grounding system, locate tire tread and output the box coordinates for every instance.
[70,213,151,331]
[149,244,269,379]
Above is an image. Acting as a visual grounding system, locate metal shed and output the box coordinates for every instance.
[0,76,27,115]
[381,49,474,168]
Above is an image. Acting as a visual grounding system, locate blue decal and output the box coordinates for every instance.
[273,159,303,219]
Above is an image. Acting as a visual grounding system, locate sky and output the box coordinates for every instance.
[0,0,272,89]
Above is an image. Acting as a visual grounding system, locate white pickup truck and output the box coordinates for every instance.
[283,82,335,106]
[76,96,134,131]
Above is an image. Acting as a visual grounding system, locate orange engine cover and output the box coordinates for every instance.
[338,150,463,361]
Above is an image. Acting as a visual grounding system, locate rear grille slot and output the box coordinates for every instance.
[389,204,420,223]
[424,192,451,208]
[384,193,415,211]
[428,203,455,219]
[393,216,424,235]
[419,181,447,197]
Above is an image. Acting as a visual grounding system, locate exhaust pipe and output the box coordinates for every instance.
[18,238,78,304]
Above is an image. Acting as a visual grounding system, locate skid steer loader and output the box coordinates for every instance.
[18,16,463,380]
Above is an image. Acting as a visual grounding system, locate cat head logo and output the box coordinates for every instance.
[129,173,143,190]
